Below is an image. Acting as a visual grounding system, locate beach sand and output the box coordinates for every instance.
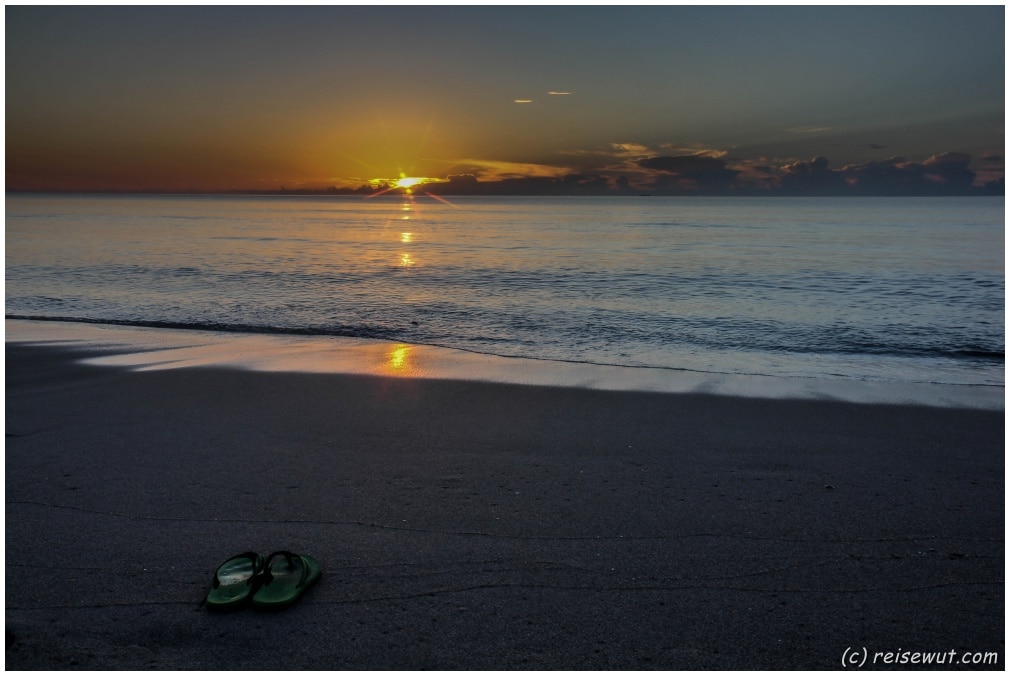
[5,341,1004,670]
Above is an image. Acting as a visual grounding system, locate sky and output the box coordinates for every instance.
[6,5,1005,195]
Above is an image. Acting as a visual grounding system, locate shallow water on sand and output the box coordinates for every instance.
[6,319,1002,410]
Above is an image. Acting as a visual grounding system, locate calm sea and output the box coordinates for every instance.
[5,194,1004,387]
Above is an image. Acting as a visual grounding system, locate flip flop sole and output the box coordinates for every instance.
[205,552,264,610]
[252,553,322,609]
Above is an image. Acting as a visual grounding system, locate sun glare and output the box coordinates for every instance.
[394,176,426,190]
[366,173,447,198]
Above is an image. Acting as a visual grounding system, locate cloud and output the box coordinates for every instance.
[423,172,614,196]
[639,155,728,173]
[637,153,741,193]
[657,144,728,159]
[368,144,1003,197]
[779,155,849,194]
[606,142,652,157]
[976,153,1005,187]
[771,152,1001,195]
[558,142,652,159]
[628,150,998,196]
[512,91,571,103]
[839,152,978,195]
[560,143,738,191]
[560,142,727,164]
[329,147,1001,196]
[785,126,833,134]
[728,159,783,191]
[446,158,571,182]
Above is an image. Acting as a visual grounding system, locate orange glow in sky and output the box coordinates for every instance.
[5,7,1003,195]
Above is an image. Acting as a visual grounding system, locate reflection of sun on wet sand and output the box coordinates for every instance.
[386,343,412,373]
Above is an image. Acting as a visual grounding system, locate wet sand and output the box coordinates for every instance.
[5,341,1004,669]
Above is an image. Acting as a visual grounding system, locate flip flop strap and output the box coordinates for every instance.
[211,551,262,589]
[262,550,307,587]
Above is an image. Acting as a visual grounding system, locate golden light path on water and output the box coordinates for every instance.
[398,197,415,266]
[5,319,1003,411]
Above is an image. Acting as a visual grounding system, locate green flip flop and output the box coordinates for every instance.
[205,551,265,610]
[251,551,322,610]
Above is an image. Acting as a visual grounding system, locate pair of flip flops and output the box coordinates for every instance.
[205,550,321,611]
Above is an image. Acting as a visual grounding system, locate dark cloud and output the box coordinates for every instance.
[866,143,885,150]
[974,154,1005,192]
[638,155,725,174]
[923,152,976,190]
[779,156,849,195]
[840,152,977,195]
[444,174,480,188]
[287,152,1004,197]
[637,154,740,193]
[633,151,998,196]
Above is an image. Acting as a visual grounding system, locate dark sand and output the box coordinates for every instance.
[5,342,1004,670]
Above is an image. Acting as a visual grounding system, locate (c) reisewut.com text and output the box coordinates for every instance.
[842,647,999,668]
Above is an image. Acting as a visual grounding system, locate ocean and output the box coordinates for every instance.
[5,193,1004,388]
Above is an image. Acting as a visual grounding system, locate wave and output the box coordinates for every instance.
[5,314,401,341]
[7,313,1004,368]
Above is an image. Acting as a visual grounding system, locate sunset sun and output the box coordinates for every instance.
[368,175,441,196]
[394,176,426,190]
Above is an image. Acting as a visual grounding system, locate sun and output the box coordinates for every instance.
[394,176,426,190]
[366,173,445,197]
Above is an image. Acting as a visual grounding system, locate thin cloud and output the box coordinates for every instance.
[559,142,653,159]
[561,142,728,162]
[548,91,572,95]
[657,143,728,159]
[448,159,571,182]
[513,99,533,104]
[785,126,833,134]
[609,142,650,156]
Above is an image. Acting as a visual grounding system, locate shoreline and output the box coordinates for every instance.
[5,339,1005,669]
[5,318,1004,410]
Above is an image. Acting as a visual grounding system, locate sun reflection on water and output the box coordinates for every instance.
[386,194,422,267]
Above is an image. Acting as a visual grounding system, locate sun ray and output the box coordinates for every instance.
[421,191,456,206]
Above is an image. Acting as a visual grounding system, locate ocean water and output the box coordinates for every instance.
[5,193,1004,387]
